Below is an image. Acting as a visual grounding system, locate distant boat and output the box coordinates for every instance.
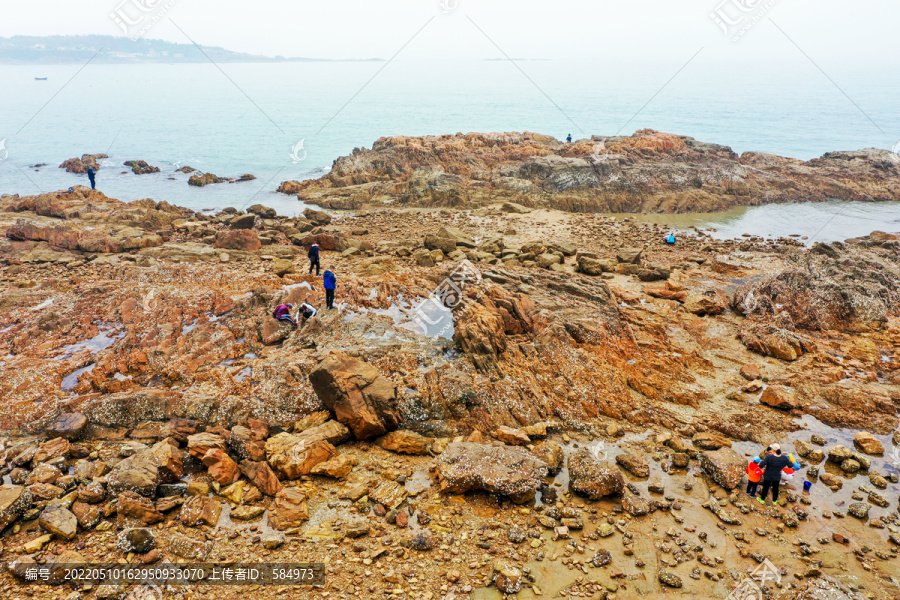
[34,77,48,81]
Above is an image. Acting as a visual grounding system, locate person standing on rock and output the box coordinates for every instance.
[566,134,572,143]
[308,242,320,276]
[87,167,96,190]
[757,444,791,506]
[323,266,337,310]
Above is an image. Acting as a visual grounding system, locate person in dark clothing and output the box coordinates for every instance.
[308,243,320,276]
[566,134,572,143]
[323,267,336,310]
[87,167,96,190]
[757,444,791,505]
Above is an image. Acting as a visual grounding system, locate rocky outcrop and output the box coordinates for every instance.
[6,220,164,254]
[308,352,400,440]
[438,442,548,504]
[733,251,899,332]
[188,173,224,187]
[124,160,160,175]
[283,130,900,213]
[59,154,107,173]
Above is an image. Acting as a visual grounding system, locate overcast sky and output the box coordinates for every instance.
[0,0,894,62]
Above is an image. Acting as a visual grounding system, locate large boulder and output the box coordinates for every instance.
[424,234,457,254]
[265,433,336,480]
[438,442,548,504]
[308,352,400,439]
[107,449,159,497]
[44,412,87,440]
[853,432,885,455]
[229,214,258,230]
[303,208,332,225]
[577,255,616,276]
[698,448,744,490]
[760,386,798,410]
[438,226,475,248]
[39,505,78,540]
[214,230,261,251]
[568,449,624,499]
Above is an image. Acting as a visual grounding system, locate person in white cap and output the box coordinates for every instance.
[757,444,791,506]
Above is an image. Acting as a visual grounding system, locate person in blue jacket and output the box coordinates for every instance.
[664,233,676,245]
[323,267,337,310]
[87,167,96,190]
[308,242,320,276]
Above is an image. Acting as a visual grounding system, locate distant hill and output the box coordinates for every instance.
[0,35,383,64]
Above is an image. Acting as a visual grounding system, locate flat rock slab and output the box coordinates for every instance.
[438,442,548,504]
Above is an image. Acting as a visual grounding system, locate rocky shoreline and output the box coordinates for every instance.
[0,182,899,599]
[278,129,900,214]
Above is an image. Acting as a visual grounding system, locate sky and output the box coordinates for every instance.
[0,0,895,63]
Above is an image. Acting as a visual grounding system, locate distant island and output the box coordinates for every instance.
[0,35,384,64]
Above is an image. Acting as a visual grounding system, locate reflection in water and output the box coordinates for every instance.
[617,201,900,244]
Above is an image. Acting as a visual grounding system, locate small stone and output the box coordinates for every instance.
[118,528,157,553]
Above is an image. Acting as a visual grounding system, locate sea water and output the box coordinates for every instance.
[0,58,898,239]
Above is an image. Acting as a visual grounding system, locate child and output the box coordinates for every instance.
[746,457,762,497]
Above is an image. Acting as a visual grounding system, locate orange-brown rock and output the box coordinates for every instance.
[268,487,309,530]
[200,448,240,485]
[239,460,282,496]
[265,433,336,480]
[179,496,222,527]
[308,351,400,440]
[117,491,163,524]
[376,430,431,455]
[285,130,900,213]
[187,433,227,460]
[214,230,261,252]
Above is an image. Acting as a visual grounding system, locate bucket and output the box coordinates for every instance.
[803,480,812,492]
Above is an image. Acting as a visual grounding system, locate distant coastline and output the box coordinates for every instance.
[0,34,384,64]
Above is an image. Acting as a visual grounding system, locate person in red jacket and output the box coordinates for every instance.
[746,456,762,497]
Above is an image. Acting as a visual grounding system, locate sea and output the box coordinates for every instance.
[1,58,899,242]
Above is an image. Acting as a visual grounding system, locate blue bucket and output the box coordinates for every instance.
[803,480,812,492]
